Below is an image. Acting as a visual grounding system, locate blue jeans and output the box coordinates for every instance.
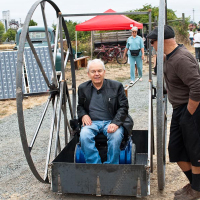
[189,37,193,45]
[195,47,200,61]
[79,120,124,164]
[128,55,143,81]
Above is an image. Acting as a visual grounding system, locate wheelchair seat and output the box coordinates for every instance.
[70,119,136,164]
[74,133,136,164]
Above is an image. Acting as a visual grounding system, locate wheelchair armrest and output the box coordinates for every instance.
[70,119,81,136]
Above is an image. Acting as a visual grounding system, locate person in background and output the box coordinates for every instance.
[147,25,200,200]
[194,28,200,62]
[188,27,194,46]
[123,26,144,84]
[77,59,133,164]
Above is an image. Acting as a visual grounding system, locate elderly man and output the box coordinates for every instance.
[77,59,133,164]
[147,25,200,200]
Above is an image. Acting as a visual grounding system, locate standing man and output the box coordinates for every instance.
[123,26,144,83]
[194,28,200,62]
[77,59,133,164]
[147,25,200,200]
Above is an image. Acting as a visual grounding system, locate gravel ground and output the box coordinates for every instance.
[0,71,187,200]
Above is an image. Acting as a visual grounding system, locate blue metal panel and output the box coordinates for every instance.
[0,51,26,99]
[24,47,52,93]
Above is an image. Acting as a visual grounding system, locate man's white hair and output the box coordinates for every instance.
[87,59,105,72]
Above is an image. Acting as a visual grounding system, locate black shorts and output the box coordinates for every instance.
[168,103,200,166]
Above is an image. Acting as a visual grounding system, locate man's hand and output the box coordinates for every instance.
[142,55,144,60]
[82,115,92,126]
[107,123,119,133]
[187,99,199,115]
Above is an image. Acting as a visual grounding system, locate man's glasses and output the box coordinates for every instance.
[132,31,137,33]
[150,40,157,44]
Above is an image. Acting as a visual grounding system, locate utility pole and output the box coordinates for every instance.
[193,8,195,23]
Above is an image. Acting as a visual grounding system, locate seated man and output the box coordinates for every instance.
[77,59,133,164]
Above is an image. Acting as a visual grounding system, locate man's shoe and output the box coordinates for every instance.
[139,78,142,81]
[174,187,200,200]
[174,183,191,196]
[130,81,134,84]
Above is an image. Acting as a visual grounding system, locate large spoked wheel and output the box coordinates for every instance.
[116,51,128,64]
[157,93,167,189]
[16,0,76,183]
[97,52,108,64]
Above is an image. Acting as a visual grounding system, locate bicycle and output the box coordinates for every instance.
[96,45,128,64]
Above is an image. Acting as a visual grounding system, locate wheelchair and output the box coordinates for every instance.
[74,133,136,164]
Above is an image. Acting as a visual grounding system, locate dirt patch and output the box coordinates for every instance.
[0,44,15,50]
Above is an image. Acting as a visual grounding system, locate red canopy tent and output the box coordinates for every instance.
[74,9,143,58]
[75,9,143,31]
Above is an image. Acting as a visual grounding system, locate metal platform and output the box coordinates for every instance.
[51,130,149,197]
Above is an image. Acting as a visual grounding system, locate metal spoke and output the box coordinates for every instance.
[65,81,74,119]
[26,34,51,88]
[59,13,65,81]
[62,18,77,115]
[62,81,69,145]
[40,2,58,87]
[54,82,64,157]
[53,17,59,66]
[44,95,58,181]
[29,94,52,152]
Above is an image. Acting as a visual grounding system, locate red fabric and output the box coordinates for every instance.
[75,9,143,31]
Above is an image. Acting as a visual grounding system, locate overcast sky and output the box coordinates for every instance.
[1,0,200,27]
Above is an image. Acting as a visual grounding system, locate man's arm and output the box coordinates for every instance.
[175,56,200,114]
[111,83,129,127]
[107,84,128,133]
[187,98,199,115]
[141,47,144,60]
[123,48,128,59]
[77,86,91,124]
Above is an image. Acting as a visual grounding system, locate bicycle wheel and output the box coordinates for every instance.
[97,52,108,64]
[116,51,128,64]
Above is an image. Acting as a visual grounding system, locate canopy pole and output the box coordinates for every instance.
[75,31,77,59]
[91,31,93,59]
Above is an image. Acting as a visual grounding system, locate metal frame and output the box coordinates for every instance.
[156,0,168,190]
[16,0,168,196]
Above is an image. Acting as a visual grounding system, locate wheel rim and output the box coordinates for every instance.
[16,0,76,183]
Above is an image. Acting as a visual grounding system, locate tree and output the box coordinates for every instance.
[0,22,5,43]
[126,4,177,24]
[63,20,90,42]
[126,4,190,44]
[2,29,16,42]
[29,19,38,26]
